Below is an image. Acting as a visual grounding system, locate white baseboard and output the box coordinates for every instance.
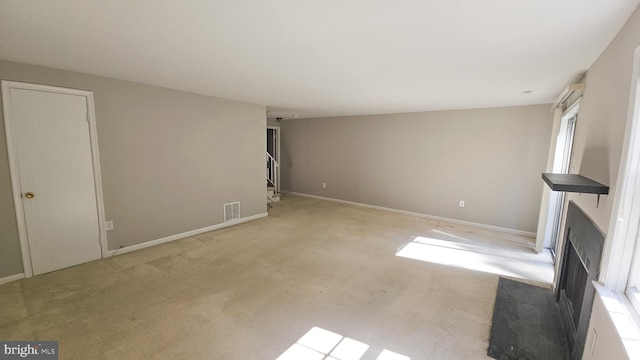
[107,212,268,257]
[0,273,25,285]
[284,191,536,238]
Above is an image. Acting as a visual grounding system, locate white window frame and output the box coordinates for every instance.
[600,45,640,320]
[628,231,640,315]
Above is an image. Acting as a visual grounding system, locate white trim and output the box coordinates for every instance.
[592,282,640,359]
[107,213,268,256]
[0,273,25,285]
[267,126,280,193]
[1,81,108,278]
[563,99,582,119]
[85,91,109,258]
[536,107,564,252]
[3,81,34,277]
[284,191,536,237]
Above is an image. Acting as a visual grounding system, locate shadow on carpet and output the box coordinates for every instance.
[488,277,570,360]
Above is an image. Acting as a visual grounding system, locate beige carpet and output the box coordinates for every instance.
[0,195,551,359]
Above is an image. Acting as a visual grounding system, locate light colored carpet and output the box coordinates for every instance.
[0,195,551,359]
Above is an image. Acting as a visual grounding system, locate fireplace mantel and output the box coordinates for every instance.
[542,173,609,206]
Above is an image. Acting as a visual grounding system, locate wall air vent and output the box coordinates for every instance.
[224,202,240,222]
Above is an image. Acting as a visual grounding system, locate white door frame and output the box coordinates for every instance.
[2,81,108,277]
[535,100,581,253]
[543,103,579,254]
[267,126,280,193]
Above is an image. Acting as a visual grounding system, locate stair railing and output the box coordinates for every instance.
[266,152,279,193]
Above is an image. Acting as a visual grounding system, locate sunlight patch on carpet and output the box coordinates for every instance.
[396,236,553,283]
[276,327,409,360]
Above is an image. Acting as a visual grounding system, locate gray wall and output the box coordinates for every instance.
[267,119,281,127]
[568,8,640,234]
[280,105,553,233]
[571,5,640,359]
[0,60,266,278]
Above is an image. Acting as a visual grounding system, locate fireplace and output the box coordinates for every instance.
[556,201,604,360]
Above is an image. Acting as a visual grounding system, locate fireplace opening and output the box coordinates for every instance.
[559,235,589,331]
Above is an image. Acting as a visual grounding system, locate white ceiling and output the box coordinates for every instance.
[1,1,639,120]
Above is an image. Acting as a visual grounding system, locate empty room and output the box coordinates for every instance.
[2,1,640,359]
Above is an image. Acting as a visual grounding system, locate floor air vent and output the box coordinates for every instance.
[224,202,240,222]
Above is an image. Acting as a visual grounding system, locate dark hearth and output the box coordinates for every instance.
[488,278,570,360]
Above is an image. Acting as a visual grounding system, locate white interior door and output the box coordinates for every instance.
[4,84,103,275]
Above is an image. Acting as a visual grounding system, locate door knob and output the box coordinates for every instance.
[24,192,34,199]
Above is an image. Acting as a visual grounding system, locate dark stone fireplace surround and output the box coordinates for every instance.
[556,201,604,360]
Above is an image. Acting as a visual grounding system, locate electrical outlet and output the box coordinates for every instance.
[322,182,327,188]
[105,220,114,231]
[459,200,465,207]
